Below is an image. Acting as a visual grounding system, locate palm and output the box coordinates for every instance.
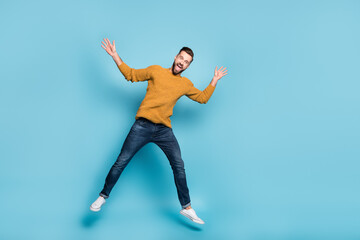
[214,66,228,81]
[101,38,116,56]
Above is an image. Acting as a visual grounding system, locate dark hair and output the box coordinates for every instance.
[178,47,194,62]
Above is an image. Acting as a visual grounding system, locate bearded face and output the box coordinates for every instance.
[171,51,192,75]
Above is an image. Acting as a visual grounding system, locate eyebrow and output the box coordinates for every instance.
[180,54,190,63]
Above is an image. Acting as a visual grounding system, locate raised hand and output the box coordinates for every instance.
[213,66,228,81]
[101,38,117,57]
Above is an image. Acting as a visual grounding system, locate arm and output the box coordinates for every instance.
[186,66,228,104]
[101,38,152,82]
[186,83,216,104]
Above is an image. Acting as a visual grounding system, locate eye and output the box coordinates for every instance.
[185,60,189,64]
[180,56,183,60]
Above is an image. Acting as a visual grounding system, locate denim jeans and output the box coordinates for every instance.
[100,118,191,208]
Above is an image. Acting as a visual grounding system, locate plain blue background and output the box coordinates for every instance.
[1,0,359,239]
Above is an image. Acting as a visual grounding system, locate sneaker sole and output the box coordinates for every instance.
[90,206,101,212]
[180,211,205,224]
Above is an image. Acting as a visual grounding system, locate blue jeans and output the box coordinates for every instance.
[100,118,191,208]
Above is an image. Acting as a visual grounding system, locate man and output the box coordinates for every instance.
[90,38,228,224]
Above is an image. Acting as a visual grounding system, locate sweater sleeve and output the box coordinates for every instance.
[185,82,216,104]
[118,62,154,82]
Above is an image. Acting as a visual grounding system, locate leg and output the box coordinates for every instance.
[100,120,152,198]
[152,126,191,208]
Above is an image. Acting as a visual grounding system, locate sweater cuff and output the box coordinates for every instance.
[118,62,130,76]
[206,83,216,95]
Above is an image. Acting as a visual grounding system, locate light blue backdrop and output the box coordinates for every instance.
[1,0,359,239]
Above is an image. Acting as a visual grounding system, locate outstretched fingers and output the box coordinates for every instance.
[216,66,229,78]
[101,38,115,51]
[101,40,107,49]
[221,69,228,76]
[216,66,228,73]
[101,38,109,48]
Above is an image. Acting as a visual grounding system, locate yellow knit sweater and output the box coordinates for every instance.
[118,62,216,128]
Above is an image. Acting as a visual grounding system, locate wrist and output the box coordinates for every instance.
[112,53,123,66]
[211,78,218,87]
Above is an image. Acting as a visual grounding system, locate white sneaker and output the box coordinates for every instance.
[180,208,205,224]
[90,196,106,212]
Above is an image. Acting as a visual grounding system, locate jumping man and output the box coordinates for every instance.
[90,38,228,224]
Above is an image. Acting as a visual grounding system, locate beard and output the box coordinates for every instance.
[171,61,185,75]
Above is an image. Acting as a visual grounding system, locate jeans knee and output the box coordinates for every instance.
[172,160,186,177]
[113,155,130,170]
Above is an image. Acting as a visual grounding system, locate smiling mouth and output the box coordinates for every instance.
[177,64,183,69]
